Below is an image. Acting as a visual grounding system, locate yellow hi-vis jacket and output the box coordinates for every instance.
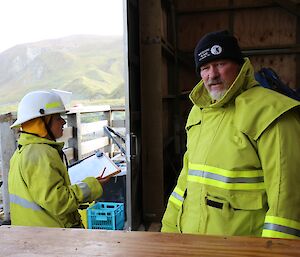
[161,58,300,239]
[8,133,103,228]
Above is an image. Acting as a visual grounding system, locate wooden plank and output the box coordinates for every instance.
[162,56,169,97]
[296,13,300,90]
[111,119,125,128]
[177,12,230,51]
[178,63,198,93]
[81,120,108,136]
[233,0,273,7]
[235,7,297,48]
[176,0,230,11]
[1,226,300,256]
[0,114,16,222]
[162,6,168,41]
[57,126,73,144]
[67,105,111,114]
[249,55,297,89]
[67,113,81,161]
[140,0,165,222]
[273,0,300,17]
[111,127,126,135]
[163,102,171,140]
[175,1,275,15]
[111,106,125,112]
[81,137,109,156]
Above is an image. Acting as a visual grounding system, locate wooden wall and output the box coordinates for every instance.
[175,0,299,92]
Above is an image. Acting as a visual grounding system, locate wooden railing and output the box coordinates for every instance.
[0,105,126,222]
[59,105,125,163]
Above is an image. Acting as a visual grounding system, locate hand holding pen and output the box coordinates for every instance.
[96,167,111,185]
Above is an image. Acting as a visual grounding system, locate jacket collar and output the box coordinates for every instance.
[189,58,259,108]
[18,132,64,152]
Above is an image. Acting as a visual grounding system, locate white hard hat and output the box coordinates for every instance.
[11,90,66,128]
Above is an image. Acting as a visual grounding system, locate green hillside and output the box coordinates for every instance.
[0,35,125,114]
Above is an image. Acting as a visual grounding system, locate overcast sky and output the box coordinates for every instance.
[0,0,124,53]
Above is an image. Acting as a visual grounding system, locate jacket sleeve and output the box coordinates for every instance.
[21,146,103,216]
[70,177,103,203]
[257,109,300,239]
[161,152,188,233]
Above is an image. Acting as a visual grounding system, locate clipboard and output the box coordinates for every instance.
[68,151,121,184]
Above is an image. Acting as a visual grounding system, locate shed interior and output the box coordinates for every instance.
[129,0,300,228]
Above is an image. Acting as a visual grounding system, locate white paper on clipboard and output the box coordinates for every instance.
[68,152,121,185]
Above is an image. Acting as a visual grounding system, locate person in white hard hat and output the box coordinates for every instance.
[8,90,109,228]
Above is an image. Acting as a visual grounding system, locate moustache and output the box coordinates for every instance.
[207,79,223,87]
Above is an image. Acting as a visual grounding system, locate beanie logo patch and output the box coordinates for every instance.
[197,48,211,62]
[197,45,223,63]
[211,45,222,55]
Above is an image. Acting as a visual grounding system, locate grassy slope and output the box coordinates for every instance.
[0,35,125,114]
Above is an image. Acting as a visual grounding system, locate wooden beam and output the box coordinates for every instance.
[57,126,73,144]
[80,120,108,136]
[243,46,300,56]
[176,3,274,16]
[2,226,300,256]
[68,105,111,114]
[273,0,300,17]
[67,113,81,161]
[179,45,300,59]
[0,113,17,222]
[140,0,165,221]
[296,14,300,89]
[81,137,109,156]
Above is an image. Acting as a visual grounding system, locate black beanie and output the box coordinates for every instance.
[194,30,244,75]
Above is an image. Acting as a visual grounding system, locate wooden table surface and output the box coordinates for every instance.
[1,226,300,256]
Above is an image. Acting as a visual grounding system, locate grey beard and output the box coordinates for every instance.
[209,90,226,101]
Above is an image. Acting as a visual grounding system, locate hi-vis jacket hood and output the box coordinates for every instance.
[9,133,102,228]
[190,58,258,109]
[187,58,300,140]
[161,58,300,239]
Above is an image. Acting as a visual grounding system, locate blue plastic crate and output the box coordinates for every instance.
[87,202,124,230]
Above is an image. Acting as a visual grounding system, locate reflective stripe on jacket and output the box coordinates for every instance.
[8,133,103,228]
[161,58,300,238]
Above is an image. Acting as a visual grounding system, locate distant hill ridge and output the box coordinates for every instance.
[0,35,124,111]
